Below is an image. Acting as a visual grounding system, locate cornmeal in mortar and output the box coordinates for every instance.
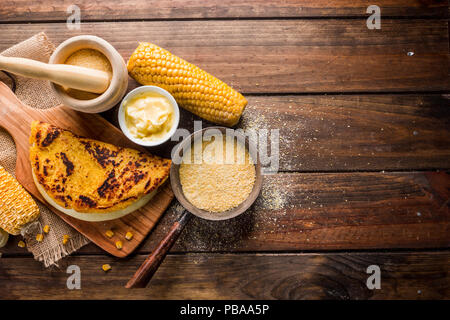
[179,136,256,213]
[63,49,112,100]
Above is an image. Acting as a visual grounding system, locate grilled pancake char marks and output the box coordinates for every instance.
[30,121,171,214]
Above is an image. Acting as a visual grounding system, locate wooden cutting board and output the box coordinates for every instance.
[0,82,174,257]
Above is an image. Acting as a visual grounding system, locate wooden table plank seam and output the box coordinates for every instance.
[2,16,449,24]
[1,251,449,299]
[1,20,449,94]
[1,0,448,22]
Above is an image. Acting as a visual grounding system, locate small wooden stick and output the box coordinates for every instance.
[125,210,191,288]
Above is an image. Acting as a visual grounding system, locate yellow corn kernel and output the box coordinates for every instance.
[0,166,40,235]
[43,225,50,234]
[105,230,114,238]
[0,228,8,248]
[127,42,247,126]
[62,234,70,245]
[115,240,123,250]
[36,233,44,242]
[18,240,26,248]
[102,264,112,272]
[125,232,133,241]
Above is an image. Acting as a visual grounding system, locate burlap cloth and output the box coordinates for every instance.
[0,32,90,267]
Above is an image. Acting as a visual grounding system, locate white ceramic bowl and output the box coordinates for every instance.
[118,86,180,147]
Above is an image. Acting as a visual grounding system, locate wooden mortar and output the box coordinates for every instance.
[49,35,128,113]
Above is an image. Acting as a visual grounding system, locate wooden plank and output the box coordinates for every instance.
[0,20,448,93]
[102,94,450,172]
[169,171,450,252]
[173,94,450,172]
[3,171,449,255]
[255,94,450,171]
[0,0,447,22]
[0,252,448,299]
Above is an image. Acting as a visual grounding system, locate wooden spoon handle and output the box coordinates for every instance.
[0,55,110,94]
[125,210,191,288]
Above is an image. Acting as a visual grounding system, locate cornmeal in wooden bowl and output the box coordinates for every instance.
[179,136,255,213]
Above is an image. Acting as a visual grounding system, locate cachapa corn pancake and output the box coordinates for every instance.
[29,121,171,220]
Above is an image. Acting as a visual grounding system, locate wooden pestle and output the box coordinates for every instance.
[0,55,110,94]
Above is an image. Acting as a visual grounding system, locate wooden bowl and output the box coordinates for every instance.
[170,127,263,221]
[126,128,262,288]
[49,35,128,113]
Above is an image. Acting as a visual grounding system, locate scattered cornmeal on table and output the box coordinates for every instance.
[115,240,123,249]
[179,136,256,212]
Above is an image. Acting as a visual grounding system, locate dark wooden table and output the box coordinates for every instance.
[0,1,449,300]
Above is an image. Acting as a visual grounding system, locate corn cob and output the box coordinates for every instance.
[127,42,247,126]
[0,228,8,248]
[0,165,40,235]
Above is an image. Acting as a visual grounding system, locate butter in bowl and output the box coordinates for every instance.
[118,86,180,147]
